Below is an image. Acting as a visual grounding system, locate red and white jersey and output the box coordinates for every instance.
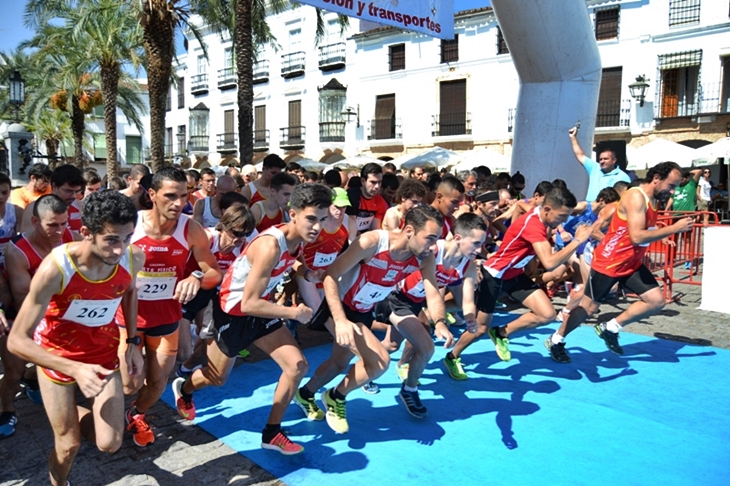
[485,206,547,280]
[303,221,349,272]
[248,181,267,204]
[185,228,242,277]
[346,188,389,233]
[340,230,421,312]
[33,244,133,366]
[10,230,75,276]
[67,200,83,232]
[219,225,301,316]
[254,201,284,233]
[439,214,454,239]
[0,202,18,267]
[118,214,190,328]
[592,187,657,278]
[400,239,470,303]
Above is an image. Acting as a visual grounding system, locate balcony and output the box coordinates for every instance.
[319,122,345,142]
[253,129,270,151]
[218,67,236,89]
[281,52,305,78]
[368,118,402,141]
[253,61,269,84]
[656,82,729,119]
[191,74,209,95]
[318,42,346,71]
[507,108,516,133]
[188,135,209,153]
[432,113,472,137]
[596,99,631,128]
[280,126,306,149]
[217,133,237,153]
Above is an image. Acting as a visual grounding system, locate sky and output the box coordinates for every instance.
[0,1,491,56]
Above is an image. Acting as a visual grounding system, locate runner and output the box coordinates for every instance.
[430,176,465,238]
[443,187,592,376]
[6,191,145,486]
[0,195,76,437]
[297,205,449,433]
[9,163,52,209]
[375,213,486,413]
[381,178,427,231]
[193,175,237,228]
[177,203,255,371]
[547,162,694,363]
[345,163,389,234]
[250,172,297,233]
[191,168,216,202]
[240,154,286,204]
[21,165,85,234]
[118,167,222,447]
[0,172,23,270]
[120,164,151,211]
[172,183,333,455]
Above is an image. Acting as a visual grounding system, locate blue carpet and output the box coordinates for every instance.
[162,314,730,486]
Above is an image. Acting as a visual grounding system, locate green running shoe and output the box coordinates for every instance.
[443,356,468,381]
[396,363,421,385]
[321,389,348,434]
[237,349,250,359]
[293,388,324,421]
[488,327,511,361]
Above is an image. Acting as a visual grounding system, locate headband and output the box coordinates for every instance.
[475,190,500,203]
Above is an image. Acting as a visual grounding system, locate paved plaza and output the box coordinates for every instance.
[1,283,728,486]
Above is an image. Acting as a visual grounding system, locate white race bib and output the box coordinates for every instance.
[137,272,177,301]
[638,227,657,248]
[313,252,337,267]
[353,281,394,306]
[357,216,374,231]
[62,298,122,327]
[406,282,426,299]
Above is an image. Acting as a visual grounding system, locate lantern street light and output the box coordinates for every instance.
[8,71,25,122]
[628,75,650,107]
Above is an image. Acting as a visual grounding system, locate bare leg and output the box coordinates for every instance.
[391,314,434,388]
[135,332,179,414]
[451,310,493,359]
[0,337,25,413]
[502,290,557,337]
[38,374,81,486]
[183,339,236,393]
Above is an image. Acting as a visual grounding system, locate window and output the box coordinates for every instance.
[595,6,620,40]
[189,102,210,151]
[658,50,702,117]
[497,27,509,55]
[178,77,185,108]
[165,127,173,155]
[373,94,396,139]
[177,125,186,153]
[389,44,405,71]
[224,47,234,69]
[165,86,171,111]
[596,67,623,127]
[254,105,267,147]
[222,110,235,149]
[289,100,302,140]
[441,35,459,63]
[289,28,302,51]
[125,136,142,164]
[319,80,346,142]
[669,0,701,27]
[93,133,106,159]
[438,80,468,136]
[722,58,730,112]
[197,55,207,74]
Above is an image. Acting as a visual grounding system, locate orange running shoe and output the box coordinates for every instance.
[125,403,154,447]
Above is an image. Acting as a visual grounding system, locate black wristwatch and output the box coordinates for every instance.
[126,336,142,346]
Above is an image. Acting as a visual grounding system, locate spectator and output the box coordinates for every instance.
[568,126,630,201]
[409,166,427,181]
[10,163,52,209]
[225,165,240,178]
[697,168,712,225]
[667,169,701,213]
[241,164,257,184]
[383,162,397,174]
[457,170,478,202]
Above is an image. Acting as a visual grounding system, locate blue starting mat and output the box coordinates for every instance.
[162,314,730,486]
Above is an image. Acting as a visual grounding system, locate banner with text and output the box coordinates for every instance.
[299,0,455,40]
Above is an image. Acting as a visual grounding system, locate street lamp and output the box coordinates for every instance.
[9,71,25,122]
[628,75,650,107]
[341,105,360,127]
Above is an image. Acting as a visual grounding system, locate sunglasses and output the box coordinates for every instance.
[230,228,253,238]
[187,185,196,190]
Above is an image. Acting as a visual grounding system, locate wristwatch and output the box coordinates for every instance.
[126,336,142,346]
[190,270,205,280]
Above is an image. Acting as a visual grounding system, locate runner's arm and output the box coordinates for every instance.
[20,201,35,233]
[461,262,478,322]
[624,190,690,245]
[4,243,32,305]
[421,254,452,347]
[120,247,145,376]
[249,202,263,227]
[532,224,592,271]
[192,199,205,226]
[240,184,252,201]
[14,205,23,234]
[381,208,399,231]
[187,219,222,290]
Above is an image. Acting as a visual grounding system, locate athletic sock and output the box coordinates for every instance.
[181,381,194,400]
[606,318,622,334]
[261,423,281,442]
[129,406,141,417]
[298,385,314,401]
[403,385,418,392]
[446,351,456,361]
[179,364,194,373]
[551,332,565,345]
[331,388,346,401]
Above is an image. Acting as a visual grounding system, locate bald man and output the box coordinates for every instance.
[193,175,237,228]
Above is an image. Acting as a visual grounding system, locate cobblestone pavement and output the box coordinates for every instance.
[1,284,727,485]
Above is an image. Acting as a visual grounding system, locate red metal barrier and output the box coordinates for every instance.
[644,211,720,302]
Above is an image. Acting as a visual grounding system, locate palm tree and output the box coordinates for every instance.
[72,0,146,179]
[26,109,74,169]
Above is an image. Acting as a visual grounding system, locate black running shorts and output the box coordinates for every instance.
[309,297,374,331]
[585,265,658,303]
[182,287,217,321]
[373,291,425,323]
[211,299,283,358]
[476,271,539,314]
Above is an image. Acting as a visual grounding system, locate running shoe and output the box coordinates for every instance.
[293,388,324,421]
[125,403,154,447]
[452,311,467,328]
[398,384,427,418]
[494,301,508,310]
[443,355,468,381]
[544,338,571,364]
[683,261,692,270]
[488,327,511,361]
[594,323,623,355]
[20,378,43,405]
[172,377,196,421]
[361,381,379,394]
[261,430,304,455]
[395,363,421,385]
[321,389,348,434]
[0,411,17,439]
[175,363,202,380]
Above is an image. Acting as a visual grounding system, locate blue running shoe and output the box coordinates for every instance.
[0,412,17,439]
